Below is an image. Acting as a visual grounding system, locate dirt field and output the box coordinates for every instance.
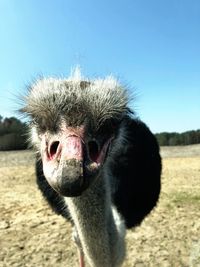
[0,145,200,267]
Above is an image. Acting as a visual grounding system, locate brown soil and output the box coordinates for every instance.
[0,146,200,267]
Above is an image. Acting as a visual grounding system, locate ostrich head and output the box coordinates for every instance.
[22,73,130,197]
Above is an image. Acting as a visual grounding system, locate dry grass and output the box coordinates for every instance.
[0,146,200,267]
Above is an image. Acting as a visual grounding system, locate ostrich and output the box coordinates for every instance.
[21,70,161,267]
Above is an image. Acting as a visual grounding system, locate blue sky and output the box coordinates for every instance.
[0,0,199,133]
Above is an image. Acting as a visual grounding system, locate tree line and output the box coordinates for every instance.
[0,115,28,150]
[0,115,199,150]
[155,130,200,146]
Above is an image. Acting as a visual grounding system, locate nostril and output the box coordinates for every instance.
[88,140,99,162]
[49,141,60,160]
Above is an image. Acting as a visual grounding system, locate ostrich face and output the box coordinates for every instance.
[33,120,114,197]
[23,76,129,197]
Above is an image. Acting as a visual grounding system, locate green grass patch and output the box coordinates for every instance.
[171,192,200,205]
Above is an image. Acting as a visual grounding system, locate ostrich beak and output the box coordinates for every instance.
[42,135,87,197]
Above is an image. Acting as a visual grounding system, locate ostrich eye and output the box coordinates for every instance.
[36,122,47,133]
[98,119,118,136]
[31,117,46,132]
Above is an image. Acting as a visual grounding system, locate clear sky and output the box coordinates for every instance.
[0,0,199,133]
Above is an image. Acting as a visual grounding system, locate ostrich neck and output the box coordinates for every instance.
[64,172,125,267]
